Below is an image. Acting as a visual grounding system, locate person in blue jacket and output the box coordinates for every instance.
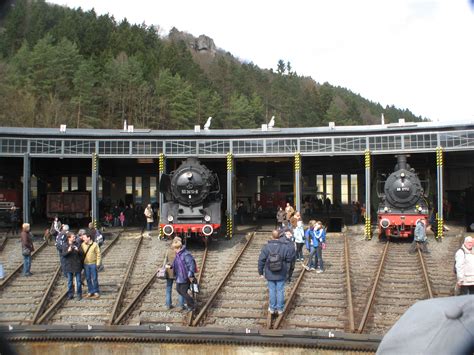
[258,230,292,315]
[167,238,196,312]
[304,220,326,272]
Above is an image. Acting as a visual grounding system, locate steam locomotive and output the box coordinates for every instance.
[159,158,221,241]
[377,155,429,239]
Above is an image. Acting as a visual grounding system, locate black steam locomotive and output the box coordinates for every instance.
[159,158,221,241]
[377,155,429,239]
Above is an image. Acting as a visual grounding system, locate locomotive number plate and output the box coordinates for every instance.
[396,187,410,192]
[181,189,199,194]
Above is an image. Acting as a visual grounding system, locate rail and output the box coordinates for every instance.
[187,246,208,326]
[357,241,390,334]
[0,235,8,251]
[417,247,433,299]
[344,233,355,332]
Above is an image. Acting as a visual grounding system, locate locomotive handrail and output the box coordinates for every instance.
[417,247,433,299]
[357,241,390,333]
[191,231,256,327]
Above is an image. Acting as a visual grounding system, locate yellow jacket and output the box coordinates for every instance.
[81,241,102,266]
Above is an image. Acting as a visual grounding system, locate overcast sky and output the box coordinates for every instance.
[48,0,474,123]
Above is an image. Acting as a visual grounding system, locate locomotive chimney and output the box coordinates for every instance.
[396,155,408,171]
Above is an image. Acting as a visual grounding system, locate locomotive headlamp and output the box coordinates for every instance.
[384,206,389,212]
[380,218,390,229]
[418,206,423,212]
[167,215,174,222]
[400,172,405,178]
[202,224,213,236]
[163,224,174,236]
[185,172,193,179]
[204,215,211,222]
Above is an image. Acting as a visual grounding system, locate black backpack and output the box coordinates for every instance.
[268,244,283,272]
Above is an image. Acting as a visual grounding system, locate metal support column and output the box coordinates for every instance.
[364,150,372,240]
[436,147,444,240]
[92,153,99,228]
[226,152,233,239]
[22,153,30,225]
[294,152,301,212]
[158,153,165,238]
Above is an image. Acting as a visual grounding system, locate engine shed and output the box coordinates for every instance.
[0,120,474,237]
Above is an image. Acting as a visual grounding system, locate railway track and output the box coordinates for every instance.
[192,231,272,328]
[120,243,208,326]
[109,233,168,324]
[0,238,44,287]
[37,231,145,325]
[0,241,58,324]
[0,224,466,344]
[356,241,433,335]
[272,233,351,332]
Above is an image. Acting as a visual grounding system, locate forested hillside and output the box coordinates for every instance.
[0,0,426,129]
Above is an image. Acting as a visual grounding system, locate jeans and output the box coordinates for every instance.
[84,264,100,294]
[176,282,194,308]
[58,250,67,277]
[267,279,285,312]
[316,245,324,270]
[147,222,153,231]
[166,278,184,307]
[67,272,82,296]
[22,255,31,275]
[296,243,304,260]
[306,246,318,269]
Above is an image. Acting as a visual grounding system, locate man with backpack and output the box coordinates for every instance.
[56,224,69,277]
[455,236,474,295]
[258,230,292,315]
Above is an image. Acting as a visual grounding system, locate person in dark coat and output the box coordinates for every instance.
[276,207,286,229]
[61,232,83,300]
[9,205,19,236]
[20,223,34,276]
[258,230,292,315]
[279,227,296,282]
[167,238,196,312]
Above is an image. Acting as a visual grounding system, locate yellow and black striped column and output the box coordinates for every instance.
[294,152,301,212]
[91,152,99,229]
[158,153,165,238]
[364,149,372,240]
[226,152,233,238]
[436,147,444,240]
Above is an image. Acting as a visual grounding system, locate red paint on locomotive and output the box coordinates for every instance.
[160,223,221,238]
[378,212,428,239]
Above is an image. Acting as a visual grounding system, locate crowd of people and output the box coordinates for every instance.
[17,218,103,301]
[6,200,474,313]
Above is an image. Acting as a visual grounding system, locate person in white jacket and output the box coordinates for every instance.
[455,236,474,295]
